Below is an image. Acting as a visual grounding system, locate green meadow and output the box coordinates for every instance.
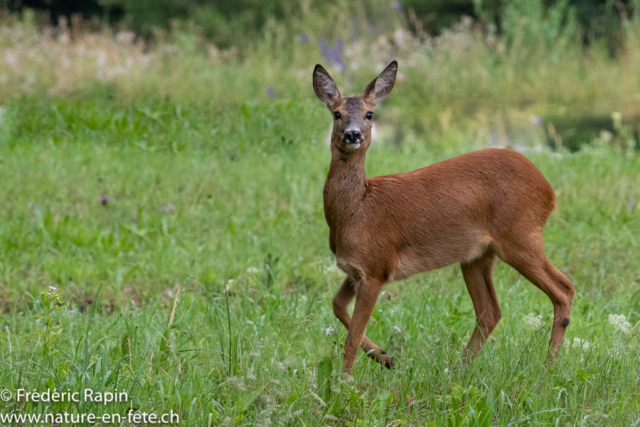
[1,2,640,425]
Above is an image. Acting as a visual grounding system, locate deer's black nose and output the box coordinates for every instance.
[343,130,362,143]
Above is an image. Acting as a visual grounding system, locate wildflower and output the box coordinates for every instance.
[5,51,18,71]
[99,196,109,205]
[582,412,609,426]
[611,111,622,127]
[318,37,345,71]
[394,326,402,333]
[392,1,403,11]
[226,376,248,392]
[529,116,543,127]
[256,394,273,406]
[48,286,57,291]
[330,382,342,394]
[571,338,592,351]
[608,314,631,334]
[393,29,408,49]
[115,31,135,44]
[299,34,309,43]
[285,410,303,421]
[246,267,259,274]
[308,376,317,389]
[341,373,354,384]
[522,313,544,329]
[265,86,277,99]
[325,326,334,336]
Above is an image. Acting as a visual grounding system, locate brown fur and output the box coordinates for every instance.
[313,62,575,374]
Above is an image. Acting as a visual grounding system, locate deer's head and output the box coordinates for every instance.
[313,61,397,154]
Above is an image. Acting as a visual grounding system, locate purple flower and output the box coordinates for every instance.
[629,196,635,212]
[392,1,403,11]
[99,196,109,206]
[266,86,278,99]
[299,34,309,43]
[530,116,543,127]
[318,37,345,71]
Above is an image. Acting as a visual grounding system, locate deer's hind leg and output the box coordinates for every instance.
[495,232,574,363]
[461,248,501,362]
[333,278,392,370]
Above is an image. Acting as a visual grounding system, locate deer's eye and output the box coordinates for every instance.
[365,112,373,120]
[333,111,341,120]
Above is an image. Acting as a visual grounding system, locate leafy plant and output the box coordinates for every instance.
[35,287,66,356]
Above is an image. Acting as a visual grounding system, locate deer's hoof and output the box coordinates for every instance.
[384,355,394,369]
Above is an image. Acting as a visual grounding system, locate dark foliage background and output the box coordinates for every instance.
[2,0,635,47]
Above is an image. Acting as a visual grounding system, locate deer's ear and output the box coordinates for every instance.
[313,64,341,106]
[363,61,398,105]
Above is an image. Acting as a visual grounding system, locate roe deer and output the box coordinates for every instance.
[313,61,575,374]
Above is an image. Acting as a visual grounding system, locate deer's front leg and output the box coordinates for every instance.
[332,278,356,329]
[342,278,383,374]
[333,278,392,369]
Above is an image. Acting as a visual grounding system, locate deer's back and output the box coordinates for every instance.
[337,149,556,281]
[367,148,555,222]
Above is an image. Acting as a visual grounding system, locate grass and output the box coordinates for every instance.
[0,4,640,425]
[2,4,640,143]
[0,96,639,426]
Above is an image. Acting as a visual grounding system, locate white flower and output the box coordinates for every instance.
[226,377,248,392]
[285,409,303,421]
[523,313,544,329]
[394,326,402,333]
[608,314,631,334]
[325,326,335,336]
[571,338,592,351]
[48,286,57,291]
[340,374,354,384]
[246,267,259,274]
[255,409,272,427]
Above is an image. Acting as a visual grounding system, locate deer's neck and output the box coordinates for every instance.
[323,146,368,230]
